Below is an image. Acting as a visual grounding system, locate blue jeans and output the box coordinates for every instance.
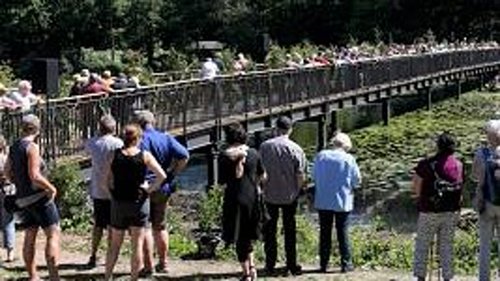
[318,210,352,269]
[1,204,15,250]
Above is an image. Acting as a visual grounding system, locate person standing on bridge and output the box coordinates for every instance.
[412,132,463,281]
[5,114,61,281]
[84,115,124,268]
[134,110,189,275]
[260,116,307,276]
[313,132,360,273]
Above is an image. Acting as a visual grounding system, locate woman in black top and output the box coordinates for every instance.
[104,124,166,281]
[220,123,266,281]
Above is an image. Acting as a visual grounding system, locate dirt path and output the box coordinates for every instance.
[0,232,477,280]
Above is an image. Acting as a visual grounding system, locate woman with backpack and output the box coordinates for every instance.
[473,119,500,281]
[412,132,463,281]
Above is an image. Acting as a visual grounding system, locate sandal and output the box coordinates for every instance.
[240,274,251,281]
[249,266,258,281]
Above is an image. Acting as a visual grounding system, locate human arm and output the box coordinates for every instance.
[144,151,167,193]
[350,157,362,190]
[411,173,423,198]
[295,149,307,190]
[27,143,57,200]
[167,136,190,179]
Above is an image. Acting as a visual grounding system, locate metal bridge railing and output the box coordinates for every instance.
[1,48,499,162]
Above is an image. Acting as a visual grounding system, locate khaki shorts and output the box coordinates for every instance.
[150,191,168,230]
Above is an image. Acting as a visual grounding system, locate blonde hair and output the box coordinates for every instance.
[123,124,142,147]
[331,132,352,151]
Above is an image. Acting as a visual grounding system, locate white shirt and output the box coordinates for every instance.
[85,135,124,199]
[9,92,38,111]
[201,60,219,79]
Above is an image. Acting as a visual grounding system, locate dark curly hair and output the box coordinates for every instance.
[224,122,247,145]
[436,132,457,155]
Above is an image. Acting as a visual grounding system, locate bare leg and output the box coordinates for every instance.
[43,224,61,281]
[105,228,125,281]
[23,227,39,281]
[153,229,169,269]
[130,227,146,281]
[90,226,104,259]
[143,227,154,271]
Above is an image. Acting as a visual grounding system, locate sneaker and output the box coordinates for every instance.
[341,265,354,273]
[138,268,153,278]
[155,263,169,273]
[86,256,97,269]
[263,266,275,276]
[287,264,302,276]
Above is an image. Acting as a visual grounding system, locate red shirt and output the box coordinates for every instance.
[83,82,106,94]
[415,153,463,213]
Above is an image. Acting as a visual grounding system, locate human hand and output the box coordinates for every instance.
[46,187,57,201]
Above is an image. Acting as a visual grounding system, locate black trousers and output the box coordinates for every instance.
[263,201,298,268]
[318,210,352,269]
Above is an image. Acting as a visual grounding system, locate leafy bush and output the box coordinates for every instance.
[79,48,126,75]
[49,162,92,233]
[198,185,224,232]
[265,44,288,69]
[151,47,193,73]
[0,62,15,87]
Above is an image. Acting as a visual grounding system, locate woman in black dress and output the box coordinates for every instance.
[220,123,266,281]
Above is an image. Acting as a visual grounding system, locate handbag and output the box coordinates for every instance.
[1,183,18,213]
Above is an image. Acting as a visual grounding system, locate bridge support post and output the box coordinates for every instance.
[317,115,328,152]
[456,79,462,100]
[382,99,391,126]
[479,74,484,91]
[207,145,219,188]
[207,124,221,188]
[330,110,338,135]
[425,87,432,110]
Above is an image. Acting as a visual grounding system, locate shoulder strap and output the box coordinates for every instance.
[429,160,443,181]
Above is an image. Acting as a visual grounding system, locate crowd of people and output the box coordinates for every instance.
[200,40,500,79]
[69,69,141,97]
[3,110,500,281]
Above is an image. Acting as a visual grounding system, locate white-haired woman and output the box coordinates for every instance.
[10,80,39,112]
[313,132,361,273]
[473,119,500,281]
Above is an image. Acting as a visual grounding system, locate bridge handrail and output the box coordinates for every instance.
[1,48,499,162]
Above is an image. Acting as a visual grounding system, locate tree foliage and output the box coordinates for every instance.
[0,0,498,63]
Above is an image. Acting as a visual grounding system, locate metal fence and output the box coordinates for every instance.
[1,49,499,161]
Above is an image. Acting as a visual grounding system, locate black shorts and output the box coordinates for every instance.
[110,199,150,230]
[22,198,60,229]
[93,199,111,228]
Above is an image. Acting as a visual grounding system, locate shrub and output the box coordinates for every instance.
[265,44,288,69]
[0,62,15,87]
[49,162,92,233]
[198,185,224,232]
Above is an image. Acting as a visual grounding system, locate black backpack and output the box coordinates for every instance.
[428,161,462,212]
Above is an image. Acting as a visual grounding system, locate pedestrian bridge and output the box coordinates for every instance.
[1,49,500,172]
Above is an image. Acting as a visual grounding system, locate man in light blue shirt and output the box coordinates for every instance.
[313,132,361,273]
